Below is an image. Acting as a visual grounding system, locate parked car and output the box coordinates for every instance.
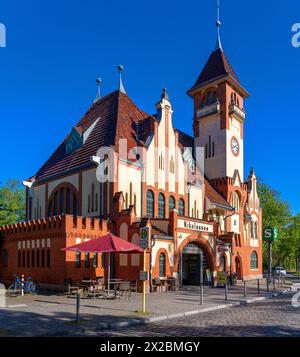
[274,267,287,276]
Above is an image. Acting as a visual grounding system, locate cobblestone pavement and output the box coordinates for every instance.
[93,291,300,337]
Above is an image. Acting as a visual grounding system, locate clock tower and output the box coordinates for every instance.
[188,5,249,182]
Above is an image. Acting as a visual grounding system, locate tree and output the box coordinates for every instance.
[0,179,26,226]
[257,181,292,269]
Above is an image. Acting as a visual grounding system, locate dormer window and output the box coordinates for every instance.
[65,127,83,155]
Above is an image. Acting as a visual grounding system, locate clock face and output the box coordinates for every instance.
[231,137,239,156]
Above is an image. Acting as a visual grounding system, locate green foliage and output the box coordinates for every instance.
[258,181,300,270]
[0,179,25,225]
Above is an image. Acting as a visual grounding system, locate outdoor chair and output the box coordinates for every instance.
[130,280,138,295]
[152,278,162,293]
[167,277,176,291]
[117,281,131,299]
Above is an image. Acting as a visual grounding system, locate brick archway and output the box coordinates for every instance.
[174,234,215,273]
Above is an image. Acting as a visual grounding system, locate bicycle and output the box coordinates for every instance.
[8,276,40,297]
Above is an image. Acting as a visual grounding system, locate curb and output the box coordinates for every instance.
[89,287,292,331]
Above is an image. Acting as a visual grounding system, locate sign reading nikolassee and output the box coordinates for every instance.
[178,219,213,233]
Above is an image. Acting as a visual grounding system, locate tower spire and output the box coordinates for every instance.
[118,65,126,94]
[94,78,101,103]
[215,0,223,51]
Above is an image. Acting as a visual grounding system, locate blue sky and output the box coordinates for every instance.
[0,0,299,213]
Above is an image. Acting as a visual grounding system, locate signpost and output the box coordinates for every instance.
[263,227,278,277]
[140,227,150,313]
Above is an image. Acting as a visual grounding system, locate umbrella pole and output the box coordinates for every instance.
[108,252,111,296]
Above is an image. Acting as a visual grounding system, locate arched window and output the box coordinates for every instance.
[169,196,175,212]
[146,190,154,218]
[201,90,218,108]
[232,192,240,212]
[178,198,185,216]
[48,185,78,217]
[254,222,258,238]
[251,251,258,269]
[2,249,8,268]
[221,255,226,272]
[158,193,165,218]
[159,253,166,277]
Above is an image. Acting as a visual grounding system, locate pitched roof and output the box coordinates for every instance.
[35,90,150,182]
[191,48,239,90]
[204,178,232,210]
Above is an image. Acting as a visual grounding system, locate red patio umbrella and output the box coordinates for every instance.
[62,233,144,295]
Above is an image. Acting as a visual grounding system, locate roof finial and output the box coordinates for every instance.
[161,87,169,100]
[94,78,102,103]
[215,0,223,51]
[118,65,126,94]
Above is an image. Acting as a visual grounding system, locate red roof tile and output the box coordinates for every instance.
[35,91,151,182]
[191,48,239,90]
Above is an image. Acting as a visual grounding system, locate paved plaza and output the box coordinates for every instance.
[0,279,294,337]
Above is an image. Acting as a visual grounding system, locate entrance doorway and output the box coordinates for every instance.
[181,243,208,286]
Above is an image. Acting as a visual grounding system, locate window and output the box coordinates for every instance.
[60,188,65,215]
[95,193,98,212]
[250,251,258,269]
[36,250,40,267]
[73,194,78,216]
[48,186,78,217]
[232,192,240,212]
[254,222,258,238]
[75,252,81,268]
[53,191,58,216]
[2,249,8,268]
[88,194,91,213]
[169,156,175,174]
[91,184,95,212]
[146,190,154,218]
[201,90,217,108]
[169,196,175,212]
[159,253,166,277]
[31,250,35,268]
[47,249,51,268]
[67,189,71,214]
[178,199,185,216]
[27,249,30,267]
[84,252,90,268]
[158,193,165,218]
[221,255,226,272]
[22,251,25,268]
[93,253,98,268]
[41,249,45,268]
[18,251,21,268]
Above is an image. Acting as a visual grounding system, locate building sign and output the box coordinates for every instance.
[178,219,213,233]
[140,227,150,249]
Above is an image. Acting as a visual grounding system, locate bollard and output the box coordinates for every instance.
[257,279,260,294]
[266,277,269,292]
[225,282,228,301]
[76,291,80,322]
[21,274,24,296]
[0,283,6,308]
[200,284,204,305]
[243,281,247,297]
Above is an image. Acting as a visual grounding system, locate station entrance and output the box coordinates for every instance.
[182,243,209,286]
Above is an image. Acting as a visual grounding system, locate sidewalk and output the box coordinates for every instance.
[0,280,291,336]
